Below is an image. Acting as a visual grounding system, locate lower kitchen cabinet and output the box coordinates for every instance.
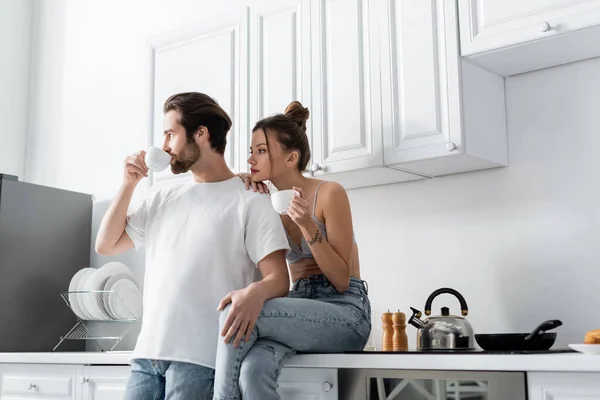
[2,362,600,399]
[80,366,339,399]
[528,372,600,400]
[278,368,338,400]
[0,364,80,400]
[0,363,338,400]
[80,366,130,400]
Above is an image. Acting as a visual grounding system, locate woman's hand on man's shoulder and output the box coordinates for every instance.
[237,173,269,194]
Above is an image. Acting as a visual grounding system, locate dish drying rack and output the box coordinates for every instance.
[53,291,140,352]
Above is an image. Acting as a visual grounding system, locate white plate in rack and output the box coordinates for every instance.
[569,344,600,355]
[68,268,95,319]
[81,262,133,320]
[109,279,142,320]
[103,273,138,319]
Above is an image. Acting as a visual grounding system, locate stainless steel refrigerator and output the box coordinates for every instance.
[0,174,92,351]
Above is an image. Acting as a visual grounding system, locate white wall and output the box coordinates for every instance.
[0,0,33,179]
[25,0,600,351]
[25,0,252,200]
[353,58,600,349]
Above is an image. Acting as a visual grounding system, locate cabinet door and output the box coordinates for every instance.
[309,0,384,176]
[147,8,249,187]
[278,368,338,400]
[81,366,130,400]
[528,372,600,400]
[0,364,79,400]
[246,0,312,174]
[459,0,600,56]
[379,0,462,166]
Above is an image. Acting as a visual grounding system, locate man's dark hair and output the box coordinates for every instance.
[163,92,232,154]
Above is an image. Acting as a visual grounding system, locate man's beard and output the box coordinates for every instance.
[171,141,201,174]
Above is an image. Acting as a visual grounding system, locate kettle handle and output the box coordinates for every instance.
[424,288,469,317]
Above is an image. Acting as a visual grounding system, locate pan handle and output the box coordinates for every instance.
[424,288,469,317]
[524,320,563,341]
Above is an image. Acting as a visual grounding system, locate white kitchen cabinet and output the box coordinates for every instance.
[307,0,506,186]
[308,0,381,176]
[80,366,129,400]
[459,0,600,76]
[247,0,424,189]
[378,0,507,177]
[147,8,249,188]
[0,364,79,399]
[528,372,600,399]
[278,367,338,400]
[0,363,337,400]
[245,0,312,174]
[306,0,426,188]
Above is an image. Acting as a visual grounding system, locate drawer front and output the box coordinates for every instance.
[0,365,78,399]
[2,375,72,397]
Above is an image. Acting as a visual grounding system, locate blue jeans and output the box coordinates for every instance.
[213,275,371,400]
[124,359,214,400]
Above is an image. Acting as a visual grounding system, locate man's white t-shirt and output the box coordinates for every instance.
[125,177,290,368]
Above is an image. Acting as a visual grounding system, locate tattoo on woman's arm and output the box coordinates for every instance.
[309,230,324,245]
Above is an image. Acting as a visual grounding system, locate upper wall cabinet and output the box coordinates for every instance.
[459,0,600,76]
[309,0,507,185]
[377,0,507,178]
[147,9,248,187]
[252,0,424,188]
[309,0,383,176]
[244,0,312,173]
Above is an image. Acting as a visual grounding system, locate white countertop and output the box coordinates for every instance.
[0,352,598,373]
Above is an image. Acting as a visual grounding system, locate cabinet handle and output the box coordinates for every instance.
[539,22,552,32]
[310,163,322,177]
[447,142,458,152]
[81,377,90,384]
[322,381,333,392]
[29,383,37,390]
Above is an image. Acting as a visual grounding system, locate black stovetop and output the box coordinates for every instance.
[341,348,576,355]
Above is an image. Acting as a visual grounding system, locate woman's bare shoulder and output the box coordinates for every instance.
[318,180,347,199]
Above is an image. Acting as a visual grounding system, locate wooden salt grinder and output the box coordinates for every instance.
[382,311,393,352]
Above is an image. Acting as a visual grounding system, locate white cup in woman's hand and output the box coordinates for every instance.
[145,147,172,171]
[271,189,300,215]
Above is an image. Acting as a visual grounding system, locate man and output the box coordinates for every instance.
[95,92,290,399]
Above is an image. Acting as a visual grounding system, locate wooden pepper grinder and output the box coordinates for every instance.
[392,311,408,351]
[382,310,393,352]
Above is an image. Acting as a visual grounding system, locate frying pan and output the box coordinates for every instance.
[475,320,563,351]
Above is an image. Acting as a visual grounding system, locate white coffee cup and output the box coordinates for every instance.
[145,146,172,172]
[271,189,300,215]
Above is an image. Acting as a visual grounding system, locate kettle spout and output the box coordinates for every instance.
[408,307,425,329]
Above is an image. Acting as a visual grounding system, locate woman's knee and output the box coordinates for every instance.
[218,303,233,329]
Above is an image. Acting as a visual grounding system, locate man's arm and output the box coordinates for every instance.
[253,249,290,299]
[95,150,149,256]
[217,249,289,348]
[95,184,136,256]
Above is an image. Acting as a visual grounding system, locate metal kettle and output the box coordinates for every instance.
[408,288,475,350]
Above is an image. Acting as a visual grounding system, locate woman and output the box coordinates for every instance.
[213,101,371,400]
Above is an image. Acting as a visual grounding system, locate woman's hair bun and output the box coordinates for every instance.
[284,101,309,131]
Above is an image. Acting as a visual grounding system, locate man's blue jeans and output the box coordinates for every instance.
[123,358,214,400]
